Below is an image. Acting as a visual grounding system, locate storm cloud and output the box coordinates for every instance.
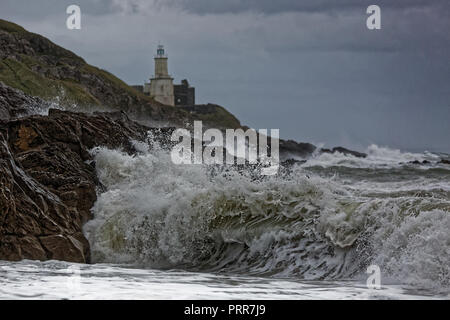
[1,0,449,152]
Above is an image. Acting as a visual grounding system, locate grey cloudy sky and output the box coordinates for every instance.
[1,0,449,152]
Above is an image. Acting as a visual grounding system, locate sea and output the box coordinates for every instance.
[1,135,448,300]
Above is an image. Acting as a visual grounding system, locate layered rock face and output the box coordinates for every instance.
[0,84,154,262]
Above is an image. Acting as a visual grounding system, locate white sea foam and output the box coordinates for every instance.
[2,260,444,300]
[302,144,442,169]
[81,137,450,293]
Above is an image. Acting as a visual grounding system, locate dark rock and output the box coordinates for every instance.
[439,159,450,165]
[0,85,156,263]
[321,146,367,158]
[409,160,431,165]
[281,159,307,167]
[279,139,317,160]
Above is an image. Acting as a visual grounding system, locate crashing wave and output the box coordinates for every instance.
[83,137,450,292]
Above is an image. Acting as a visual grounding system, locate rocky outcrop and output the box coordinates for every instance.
[279,139,317,160]
[320,146,367,158]
[0,102,159,262]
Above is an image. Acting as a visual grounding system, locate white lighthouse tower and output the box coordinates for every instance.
[147,45,175,106]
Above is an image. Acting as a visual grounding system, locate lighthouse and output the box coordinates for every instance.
[147,45,175,106]
[133,44,195,106]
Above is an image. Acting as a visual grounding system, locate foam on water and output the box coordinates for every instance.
[2,260,445,300]
[302,144,443,169]
[82,137,450,294]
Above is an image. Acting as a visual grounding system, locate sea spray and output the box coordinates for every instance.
[83,138,450,292]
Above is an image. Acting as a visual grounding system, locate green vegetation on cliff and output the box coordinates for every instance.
[0,56,100,105]
[0,19,154,107]
[0,20,26,34]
